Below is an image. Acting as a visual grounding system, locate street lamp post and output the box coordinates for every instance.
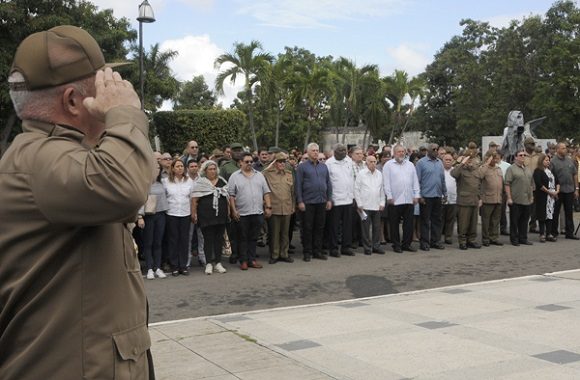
[137,0,156,110]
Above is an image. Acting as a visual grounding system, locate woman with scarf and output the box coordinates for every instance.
[191,160,230,275]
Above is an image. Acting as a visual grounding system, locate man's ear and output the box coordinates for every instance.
[62,87,82,116]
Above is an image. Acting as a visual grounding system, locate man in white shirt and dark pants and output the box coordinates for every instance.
[383,145,421,253]
[355,155,385,255]
[326,144,355,257]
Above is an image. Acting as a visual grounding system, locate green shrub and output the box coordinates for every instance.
[153,109,245,155]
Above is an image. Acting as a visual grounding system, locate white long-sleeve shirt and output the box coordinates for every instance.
[162,177,194,217]
[444,168,457,205]
[383,159,420,205]
[354,168,385,211]
[326,156,354,206]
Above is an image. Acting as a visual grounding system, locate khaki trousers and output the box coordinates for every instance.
[268,214,291,259]
[481,203,501,244]
[457,205,478,245]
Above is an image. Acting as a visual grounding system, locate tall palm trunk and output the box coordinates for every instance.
[341,116,348,144]
[362,124,369,149]
[246,83,258,152]
[275,106,281,147]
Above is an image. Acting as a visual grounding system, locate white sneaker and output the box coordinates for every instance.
[214,263,227,274]
[155,268,166,279]
[146,269,155,280]
[205,263,213,275]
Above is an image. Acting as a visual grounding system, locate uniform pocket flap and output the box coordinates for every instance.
[113,324,151,361]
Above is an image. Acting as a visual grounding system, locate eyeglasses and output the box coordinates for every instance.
[160,158,171,161]
[242,160,253,164]
[318,158,325,162]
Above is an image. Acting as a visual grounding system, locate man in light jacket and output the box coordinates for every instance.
[355,155,386,255]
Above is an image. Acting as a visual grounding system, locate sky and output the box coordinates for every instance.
[91,0,564,108]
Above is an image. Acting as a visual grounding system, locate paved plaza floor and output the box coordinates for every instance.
[150,268,580,379]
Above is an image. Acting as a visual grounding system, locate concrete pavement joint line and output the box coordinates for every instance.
[208,319,342,380]
[150,270,580,328]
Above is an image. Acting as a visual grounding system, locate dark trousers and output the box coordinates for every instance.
[539,219,553,236]
[202,224,226,264]
[329,203,353,251]
[166,215,191,270]
[239,214,264,263]
[388,204,414,249]
[419,197,442,246]
[361,209,381,251]
[509,203,530,243]
[500,192,509,233]
[268,214,291,259]
[441,204,457,241]
[227,221,241,263]
[143,212,166,270]
[552,192,575,237]
[351,202,361,245]
[303,203,327,258]
[457,205,478,244]
[481,203,501,243]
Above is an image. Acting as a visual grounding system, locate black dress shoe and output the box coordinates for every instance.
[444,239,453,245]
[420,244,430,251]
[393,247,403,253]
[482,242,490,247]
[520,240,533,245]
[330,250,341,258]
[565,235,580,240]
[511,242,520,246]
[490,241,504,246]
[402,245,417,252]
[430,243,445,250]
[303,256,311,262]
[372,248,386,254]
[279,257,294,263]
[467,242,481,249]
[364,250,372,255]
[459,244,468,250]
[269,258,278,264]
[313,253,328,260]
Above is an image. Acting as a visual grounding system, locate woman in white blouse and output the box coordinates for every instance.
[163,159,194,276]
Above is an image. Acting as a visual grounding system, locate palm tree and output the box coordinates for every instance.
[130,43,179,112]
[289,61,334,149]
[214,40,273,152]
[383,70,425,144]
[333,58,378,143]
[361,72,390,148]
[260,57,291,147]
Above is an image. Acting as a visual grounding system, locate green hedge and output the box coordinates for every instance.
[153,109,245,155]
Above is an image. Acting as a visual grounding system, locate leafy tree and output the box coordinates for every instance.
[384,70,426,144]
[126,43,180,112]
[332,58,378,143]
[288,60,335,149]
[0,0,135,156]
[174,75,217,110]
[214,40,273,152]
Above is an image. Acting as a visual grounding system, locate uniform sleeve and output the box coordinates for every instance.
[505,167,513,186]
[32,106,153,225]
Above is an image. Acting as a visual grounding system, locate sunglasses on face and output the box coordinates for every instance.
[243,160,253,164]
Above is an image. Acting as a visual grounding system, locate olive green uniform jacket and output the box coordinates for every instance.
[0,106,154,379]
[450,163,482,206]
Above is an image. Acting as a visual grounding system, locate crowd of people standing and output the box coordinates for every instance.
[135,137,580,278]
